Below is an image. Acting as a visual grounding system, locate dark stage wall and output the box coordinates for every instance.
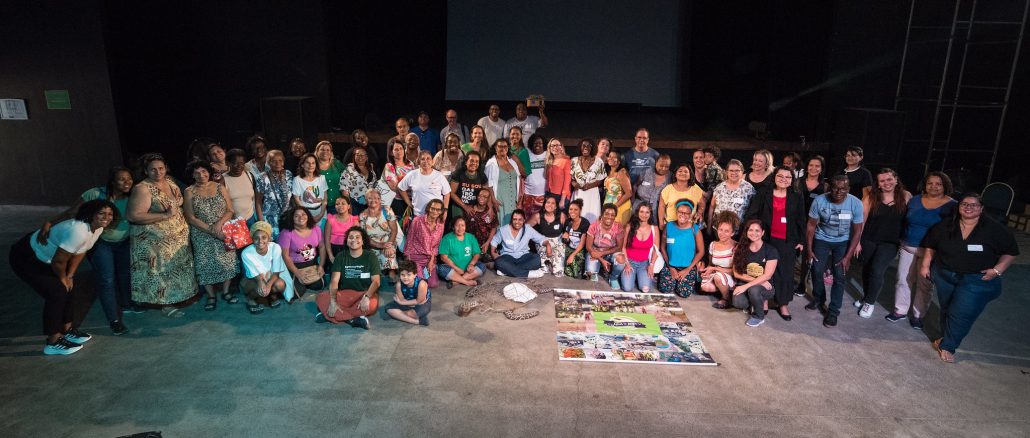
[104,0,331,177]
[2,0,1027,205]
[0,0,122,206]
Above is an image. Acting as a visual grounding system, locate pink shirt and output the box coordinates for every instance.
[625,226,654,262]
[326,213,357,245]
[277,226,322,264]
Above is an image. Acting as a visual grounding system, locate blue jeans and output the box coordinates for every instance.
[586,253,625,289]
[495,254,541,278]
[932,266,1003,353]
[810,239,849,317]
[87,238,131,323]
[437,262,486,280]
[620,259,653,292]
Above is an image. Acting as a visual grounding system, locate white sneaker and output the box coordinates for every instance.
[859,303,874,318]
[527,269,544,279]
[496,270,507,277]
[43,337,83,356]
[853,299,863,308]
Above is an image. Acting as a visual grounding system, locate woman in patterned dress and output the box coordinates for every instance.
[359,189,399,274]
[404,198,446,288]
[603,149,633,224]
[182,160,240,311]
[255,149,292,239]
[466,187,499,264]
[382,138,415,219]
[126,153,197,318]
[571,138,606,224]
[338,146,378,217]
[708,159,755,233]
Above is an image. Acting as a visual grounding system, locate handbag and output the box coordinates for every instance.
[650,225,665,275]
[221,217,253,250]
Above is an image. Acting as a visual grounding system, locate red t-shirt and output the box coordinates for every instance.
[770,195,787,240]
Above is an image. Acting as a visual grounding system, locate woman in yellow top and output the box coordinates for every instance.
[603,149,633,224]
[657,163,706,230]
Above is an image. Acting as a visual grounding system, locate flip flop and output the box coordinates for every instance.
[221,292,240,304]
[162,307,185,318]
[247,303,264,315]
[204,296,217,311]
[933,339,955,363]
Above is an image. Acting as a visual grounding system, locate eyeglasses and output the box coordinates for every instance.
[959,202,982,209]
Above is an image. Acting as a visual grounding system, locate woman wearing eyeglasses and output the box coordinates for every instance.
[919,193,1017,363]
[743,166,806,320]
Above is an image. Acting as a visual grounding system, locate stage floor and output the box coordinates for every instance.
[1,208,1028,437]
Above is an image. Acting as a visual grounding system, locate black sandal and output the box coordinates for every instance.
[712,300,728,309]
[204,296,217,311]
[221,292,240,304]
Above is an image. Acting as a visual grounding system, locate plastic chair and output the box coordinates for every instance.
[981,182,1014,224]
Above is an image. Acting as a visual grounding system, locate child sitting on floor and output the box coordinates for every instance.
[385,260,431,326]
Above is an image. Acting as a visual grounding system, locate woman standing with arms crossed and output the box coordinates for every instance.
[126,153,197,318]
[886,172,955,328]
[920,193,1017,362]
[744,167,806,320]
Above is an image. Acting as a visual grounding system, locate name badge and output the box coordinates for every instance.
[505,240,515,246]
[554,224,560,230]
[642,181,651,186]
[839,212,852,220]
[780,217,787,223]
[667,238,675,244]
[967,244,984,252]
[732,197,744,203]
[360,272,371,279]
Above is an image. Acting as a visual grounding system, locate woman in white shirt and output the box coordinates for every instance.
[10,200,116,355]
[397,150,451,218]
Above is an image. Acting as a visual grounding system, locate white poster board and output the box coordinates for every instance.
[0,99,29,120]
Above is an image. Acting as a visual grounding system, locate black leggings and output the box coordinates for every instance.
[859,239,899,305]
[9,234,87,336]
[767,237,797,306]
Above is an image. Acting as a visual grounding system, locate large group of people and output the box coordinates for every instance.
[11,104,1018,364]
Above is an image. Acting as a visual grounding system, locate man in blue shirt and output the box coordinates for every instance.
[412,111,441,155]
[805,175,864,328]
[622,128,660,187]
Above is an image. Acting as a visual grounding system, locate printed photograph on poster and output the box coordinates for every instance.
[553,288,717,366]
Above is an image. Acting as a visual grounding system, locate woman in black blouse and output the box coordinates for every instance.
[853,169,910,319]
[920,193,1018,363]
[795,155,828,297]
